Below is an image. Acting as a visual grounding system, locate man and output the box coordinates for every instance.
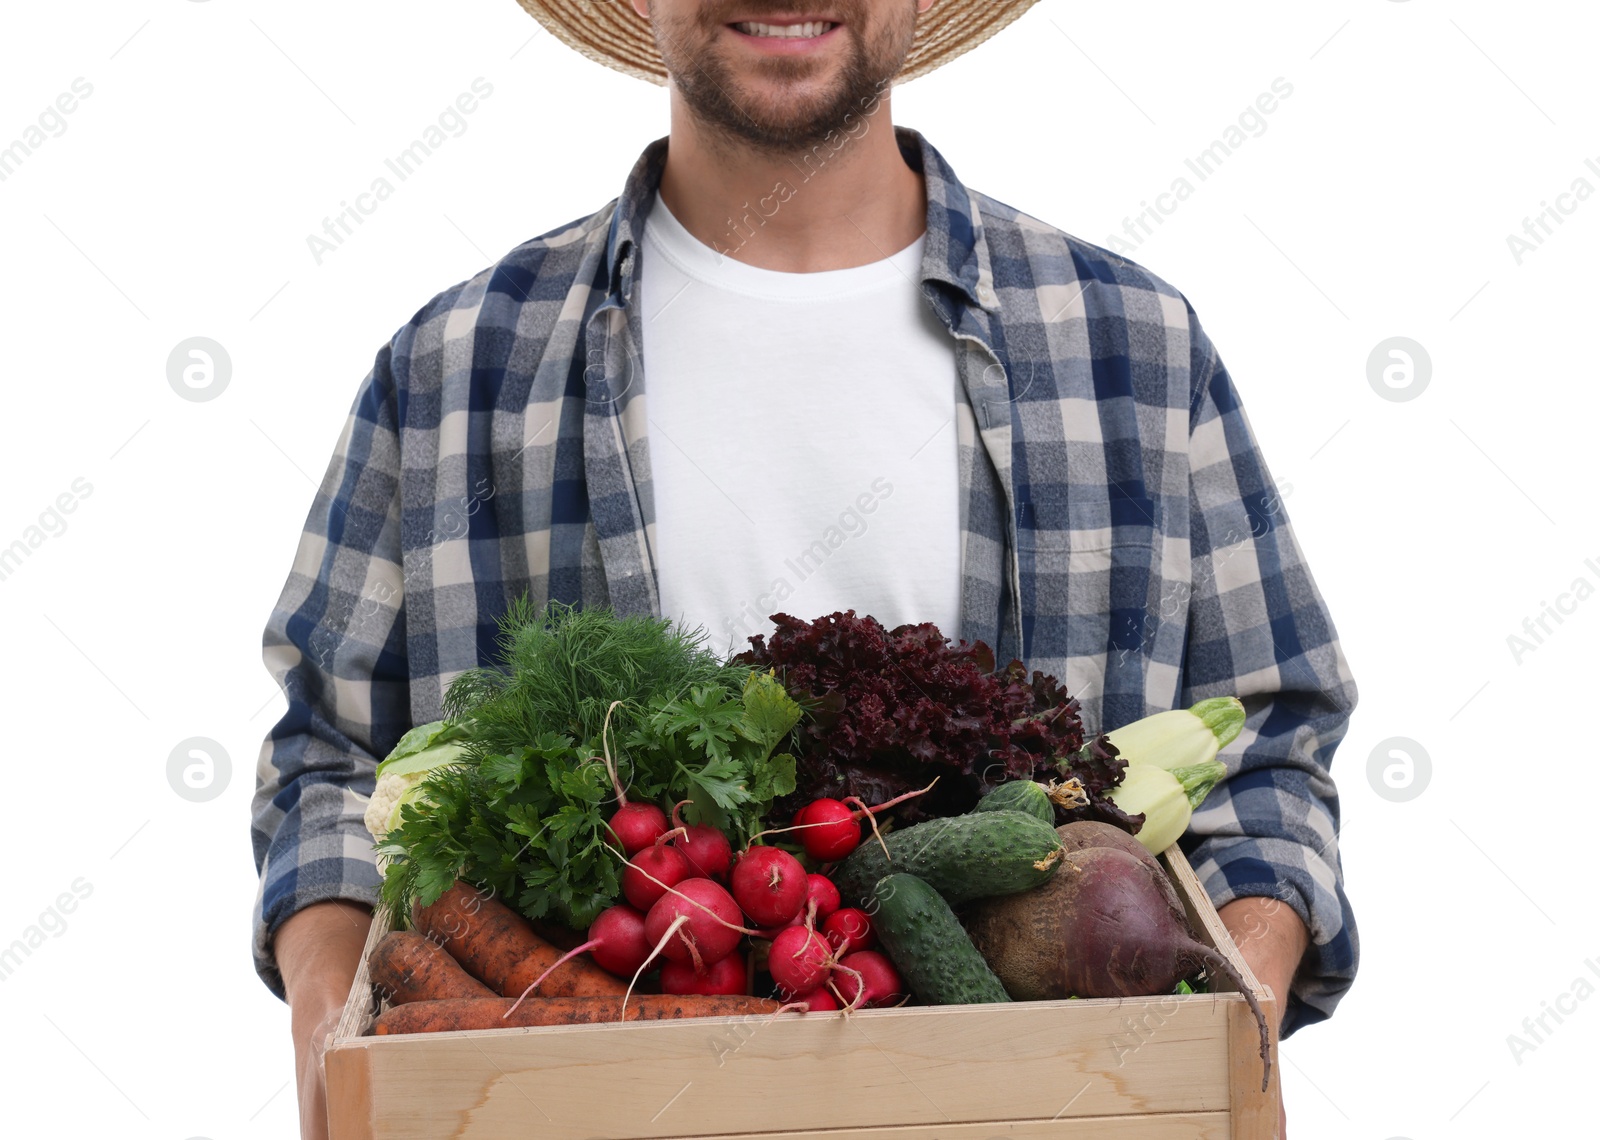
[251,2,1358,1135]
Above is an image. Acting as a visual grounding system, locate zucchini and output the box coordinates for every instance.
[1103,697,1244,801]
[870,874,1010,1005]
[833,810,1064,906]
[972,780,1054,824]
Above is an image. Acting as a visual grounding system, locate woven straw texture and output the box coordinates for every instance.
[511,1,1043,86]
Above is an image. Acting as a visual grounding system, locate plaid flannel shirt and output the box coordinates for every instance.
[251,126,1358,1035]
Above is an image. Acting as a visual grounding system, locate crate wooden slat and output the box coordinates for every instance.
[327,846,1278,1140]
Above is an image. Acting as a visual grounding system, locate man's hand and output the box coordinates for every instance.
[275,900,374,1140]
[1218,896,1306,1140]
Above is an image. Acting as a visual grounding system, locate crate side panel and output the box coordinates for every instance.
[694,1113,1231,1140]
[352,999,1232,1140]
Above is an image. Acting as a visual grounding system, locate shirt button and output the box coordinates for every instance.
[978,284,996,304]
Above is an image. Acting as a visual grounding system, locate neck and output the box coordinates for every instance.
[657,94,927,273]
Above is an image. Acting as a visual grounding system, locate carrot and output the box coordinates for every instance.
[414,880,626,999]
[371,994,782,1035]
[367,931,495,1005]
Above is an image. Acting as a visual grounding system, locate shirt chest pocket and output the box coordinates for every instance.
[1016,488,1163,723]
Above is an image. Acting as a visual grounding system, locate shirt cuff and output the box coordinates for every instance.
[252,819,383,1002]
[1180,832,1359,1037]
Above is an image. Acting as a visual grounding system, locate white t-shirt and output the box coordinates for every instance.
[638,190,963,658]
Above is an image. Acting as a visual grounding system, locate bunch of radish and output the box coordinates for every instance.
[510,795,909,1014]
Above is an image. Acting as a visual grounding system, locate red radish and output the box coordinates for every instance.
[767,925,833,998]
[800,986,839,1012]
[804,874,841,922]
[622,843,694,911]
[833,950,904,1009]
[584,905,651,976]
[822,907,875,955]
[729,846,808,928]
[798,798,861,862]
[643,878,747,966]
[660,953,748,997]
[668,803,734,880]
[608,802,668,855]
[752,912,804,941]
[501,904,649,1015]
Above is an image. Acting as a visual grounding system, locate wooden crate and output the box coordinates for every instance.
[326,847,1281,1139]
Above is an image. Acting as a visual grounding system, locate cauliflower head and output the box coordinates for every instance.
[364,720,471,841]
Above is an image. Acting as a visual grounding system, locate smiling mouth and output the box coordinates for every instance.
[729,20,840,39]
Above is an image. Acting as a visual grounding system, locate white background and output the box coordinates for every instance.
[1,1,1595,1137]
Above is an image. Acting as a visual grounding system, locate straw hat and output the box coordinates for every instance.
[510,1,1044,87]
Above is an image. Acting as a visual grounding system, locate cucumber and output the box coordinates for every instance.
[973,780,1054,824]
[870,874,1010,1005]
[833,810,1065,906]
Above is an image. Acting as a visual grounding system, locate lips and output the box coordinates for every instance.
[731,20,838,38]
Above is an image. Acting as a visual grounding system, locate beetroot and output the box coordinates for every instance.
[730,846,808,927]
[643,879,746,967]
[964,846,1271,1091]
[622,843,694,911]
[768,925,833,998]
[1055,820,1186,921]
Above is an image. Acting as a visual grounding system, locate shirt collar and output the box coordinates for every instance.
[598,126,1001,316]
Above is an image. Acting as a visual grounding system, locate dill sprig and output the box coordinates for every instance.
[442,597,752,758]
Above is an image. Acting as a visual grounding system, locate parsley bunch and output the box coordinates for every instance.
[376,599,801,930]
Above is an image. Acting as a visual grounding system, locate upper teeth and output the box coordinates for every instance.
[736,21,834,38]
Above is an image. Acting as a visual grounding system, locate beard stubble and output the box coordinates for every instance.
[650,1,919,159]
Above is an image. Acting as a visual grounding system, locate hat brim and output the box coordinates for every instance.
[511,0,1044,87]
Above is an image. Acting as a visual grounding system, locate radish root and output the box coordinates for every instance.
[846,795,893,861]
[599,699,627,804]
[502,938,599,1018]
[622,913,688,1020]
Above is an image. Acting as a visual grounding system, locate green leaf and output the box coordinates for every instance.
[737,670,803,756]
[746,751,797,803]
[377,719,472,777]
[680,756,750,816]
[480,751,528,789]
[415,858,461,908]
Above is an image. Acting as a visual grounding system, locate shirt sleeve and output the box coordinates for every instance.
[249,333,411,1001]
[1176,318,1360,1037]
